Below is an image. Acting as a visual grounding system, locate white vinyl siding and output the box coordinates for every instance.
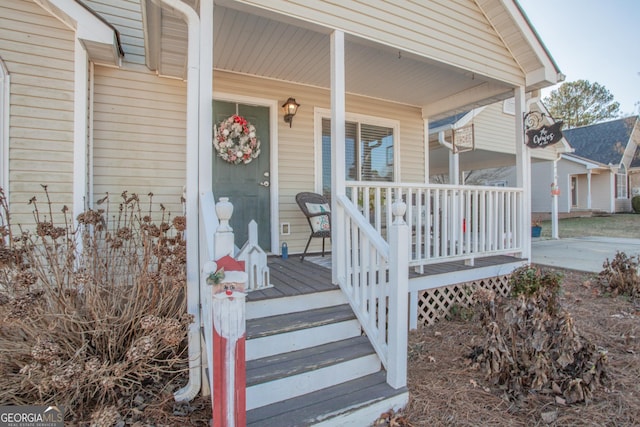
[84,0,146,65]
[0,0,75,226]
[92,66,186,214]
[236,0,523,85]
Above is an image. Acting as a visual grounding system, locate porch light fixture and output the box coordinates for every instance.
[282,97,300,127]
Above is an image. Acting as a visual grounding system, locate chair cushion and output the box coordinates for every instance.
[305,202,331,233]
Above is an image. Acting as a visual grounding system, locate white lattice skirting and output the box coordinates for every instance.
[416,275,511,325]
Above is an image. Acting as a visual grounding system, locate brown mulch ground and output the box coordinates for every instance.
[114,269,640,426]
[400,269,640,426]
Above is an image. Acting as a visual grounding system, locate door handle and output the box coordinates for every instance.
[259,181,270,187]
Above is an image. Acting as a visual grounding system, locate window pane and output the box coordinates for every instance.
[345,122,358,181]
[321,119,358,198]
[361,124,393,181]
[322,119,394,197]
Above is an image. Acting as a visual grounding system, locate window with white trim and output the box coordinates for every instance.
[321,117,395,197]
[616,164,628,199]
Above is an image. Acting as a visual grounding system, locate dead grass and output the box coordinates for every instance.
[539,214,640,239]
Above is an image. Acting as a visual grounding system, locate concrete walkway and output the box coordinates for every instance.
[532,237,640,273]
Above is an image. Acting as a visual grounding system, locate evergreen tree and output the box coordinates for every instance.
[544,80,620,128]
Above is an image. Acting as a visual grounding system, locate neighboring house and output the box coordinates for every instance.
[427,97,571,185]
[556,116,640,213]
[0,0,563,424]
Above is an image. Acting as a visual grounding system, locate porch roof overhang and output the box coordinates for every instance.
[35,0,124,65]
[561,153,613,172]
[143,0,562,121]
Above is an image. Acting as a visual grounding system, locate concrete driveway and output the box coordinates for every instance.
[531,237,640,273]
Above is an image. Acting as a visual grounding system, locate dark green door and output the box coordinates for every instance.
[213,101,271,250]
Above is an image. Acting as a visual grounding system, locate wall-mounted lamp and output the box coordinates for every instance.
[282,97,300,128]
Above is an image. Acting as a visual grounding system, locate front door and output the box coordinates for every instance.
[571,176,578,207]
[213,100,271,250]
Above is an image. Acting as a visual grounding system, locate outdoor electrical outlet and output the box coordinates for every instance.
[280,222,290,235]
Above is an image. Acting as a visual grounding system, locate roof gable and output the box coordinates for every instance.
[631,145,640,169]
[562,116,639,166]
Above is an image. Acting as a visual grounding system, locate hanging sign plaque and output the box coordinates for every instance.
[524,111,564,149]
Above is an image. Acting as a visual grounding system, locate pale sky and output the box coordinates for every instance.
[517,0,640,116]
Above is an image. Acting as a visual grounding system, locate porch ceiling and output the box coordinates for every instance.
[145,1,543,120]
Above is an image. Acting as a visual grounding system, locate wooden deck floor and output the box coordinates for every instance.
[247,256,335,302]
[408,255,525,278]
[249,254,523,302]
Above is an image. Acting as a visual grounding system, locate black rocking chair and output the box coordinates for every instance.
[295,192,331,261]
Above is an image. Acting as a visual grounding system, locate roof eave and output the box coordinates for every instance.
[34,0,123,66]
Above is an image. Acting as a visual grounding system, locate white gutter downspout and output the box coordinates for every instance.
[73,39,89,239]
[149,0,201,402]
[438,130,459,185]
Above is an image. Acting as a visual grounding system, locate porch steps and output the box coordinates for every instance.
[245,290,408,426]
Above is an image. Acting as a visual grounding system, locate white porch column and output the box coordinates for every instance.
[609,171,616,213]
[196,0,214,398]
[330,30,346,285]
[449,151,460,185]
[423,117,429,183]
[200,0,213,192]
[587,170,592,209]
[551,159,559,239]
[514,86,531,260]
[387,202,409,389]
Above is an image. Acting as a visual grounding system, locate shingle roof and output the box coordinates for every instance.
[562,116,638,166]
[429,111,470,130]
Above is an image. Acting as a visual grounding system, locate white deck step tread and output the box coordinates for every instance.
[246,335,374,386]
[247,289,348,319]
[247,371,408,427]
[246,304,356,339]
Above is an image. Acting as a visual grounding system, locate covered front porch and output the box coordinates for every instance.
[140,0,564,423]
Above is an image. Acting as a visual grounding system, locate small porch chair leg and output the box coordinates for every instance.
[301,235,313,261]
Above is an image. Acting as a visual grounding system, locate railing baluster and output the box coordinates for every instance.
[360,232,369,310]
[465,189,471,255]
[433,189,440,258]
[442,190,448,256]
[374,186,382,233]
[472,189,479,254]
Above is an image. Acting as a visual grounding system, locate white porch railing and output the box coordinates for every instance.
[346,182,524,270]
[335,195,409,389]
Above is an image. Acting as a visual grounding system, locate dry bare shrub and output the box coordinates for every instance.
[470,265,607,404]
[0,187,190,421]
[597,251,640,298]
